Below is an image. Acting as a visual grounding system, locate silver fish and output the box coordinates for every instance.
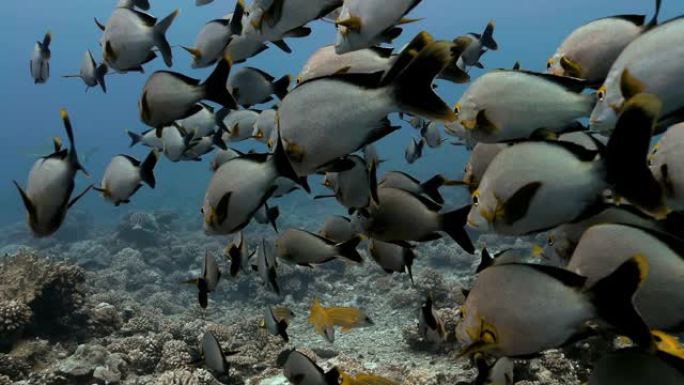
[201,331,228,374]
[462,143,508,192]
[588,342,684,385]
[264,306,289,341]
[14,109,90,237]
[568,223,684,330]
[225,231,255,277]
[356,187,474,253]
[202,141,308,235]
[256,239,280,295]
[649,122,684,211]
[100,8,179,72]
[319,216,357,243]
[63,50,107,93]
[421,121,443,148]
[467,94,667,235]
[126,128,163,149]
[547,0,660,85]
[455,70,593,143]
[228,67,290,107]
[590,16,684,134]
[368,239,415,284]
[457,21,498,69]
[139,57,236,130]
[218,109,260,142]
[456,256,651,357]
[405,137,424,164]
[30,32,51,84]
[275,229,362,266]
[177,104,217,140]
[184,1,245,68]
[542,206,659,266]
[378,171,453,204]
[278,33,456,176]
[96,151,158,206]
[317,155,373,212]
[282,350,341,385]
[161,124,192,162]
[335,0,421,54]
[418,295,446,344]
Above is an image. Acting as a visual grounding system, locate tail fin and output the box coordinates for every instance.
[646,0,662,29]
[139,150,158,188]
[153,9,180,67]
[382,31,433,85]
[134,0,150,10]
[439,205,475,254]
[203,57,237,109]
[335,236,363,263]
[96,63,108,93]
[42,31,52,49]
[481,20,497,50]
[589,255,654,350]
[212,128,227,150]
[272,132,310,192]
[266,205,280,232]
[127,130,142,147]
[59,108,88,176]
[420,174,448,204]
[390,40,457,122]
[230,0,245,35]
[272,75,290,100]
[605,93,667,217]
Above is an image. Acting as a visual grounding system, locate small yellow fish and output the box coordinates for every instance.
[327,307,374,333]
[340,370,398,385]
[308,298,335,343]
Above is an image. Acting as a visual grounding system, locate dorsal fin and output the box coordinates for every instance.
[606,14,646,25]
[544,140,600,162]
[511,263,588,288]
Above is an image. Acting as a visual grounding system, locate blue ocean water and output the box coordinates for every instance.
[0,0,676,228]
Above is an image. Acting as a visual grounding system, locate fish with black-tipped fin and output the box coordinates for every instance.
[590,14,684,134]
[278,32,457,177]
[255,239,280,294]
[567,223,684,330]
[334,0,422,53]
[418,295,447,344]
[201,331,230,374]
[276,229,363,266]
[96,151,158,206]
[117,0,150,10]
[455,70,593,143]
[547,0,661,86]
[356,187,474,253]
[218,109,260,142]
[225,232,255,277]
[264,306,289,341]
[184,0,245,68]
[378,171,455,205]
[140,57,237,132]
[185,251,221,309]
[202,137,309,235]
[228,67,290,107]
[63,50,108,93]
[405,137,424,164]
[298,45,394,84]
[456,256,653,357]
[210,147,242,172]
[99,7,179,72]
[316,155,375,213]
[126,128,163,149]
[30,32,52,84]
[14,109,91,237]
[319,216,357,243]
[254,203,280,232]
[368,239,416,284]
[456,21,498,70]
[467,93,668,236]
[281,349,341,385]
[177,104,217,140]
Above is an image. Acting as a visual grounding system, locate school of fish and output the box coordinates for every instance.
[17,0,684,383]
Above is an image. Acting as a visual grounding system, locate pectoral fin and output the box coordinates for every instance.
[502,182,542,225]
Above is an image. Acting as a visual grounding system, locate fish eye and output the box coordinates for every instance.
[597,87,606,101]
